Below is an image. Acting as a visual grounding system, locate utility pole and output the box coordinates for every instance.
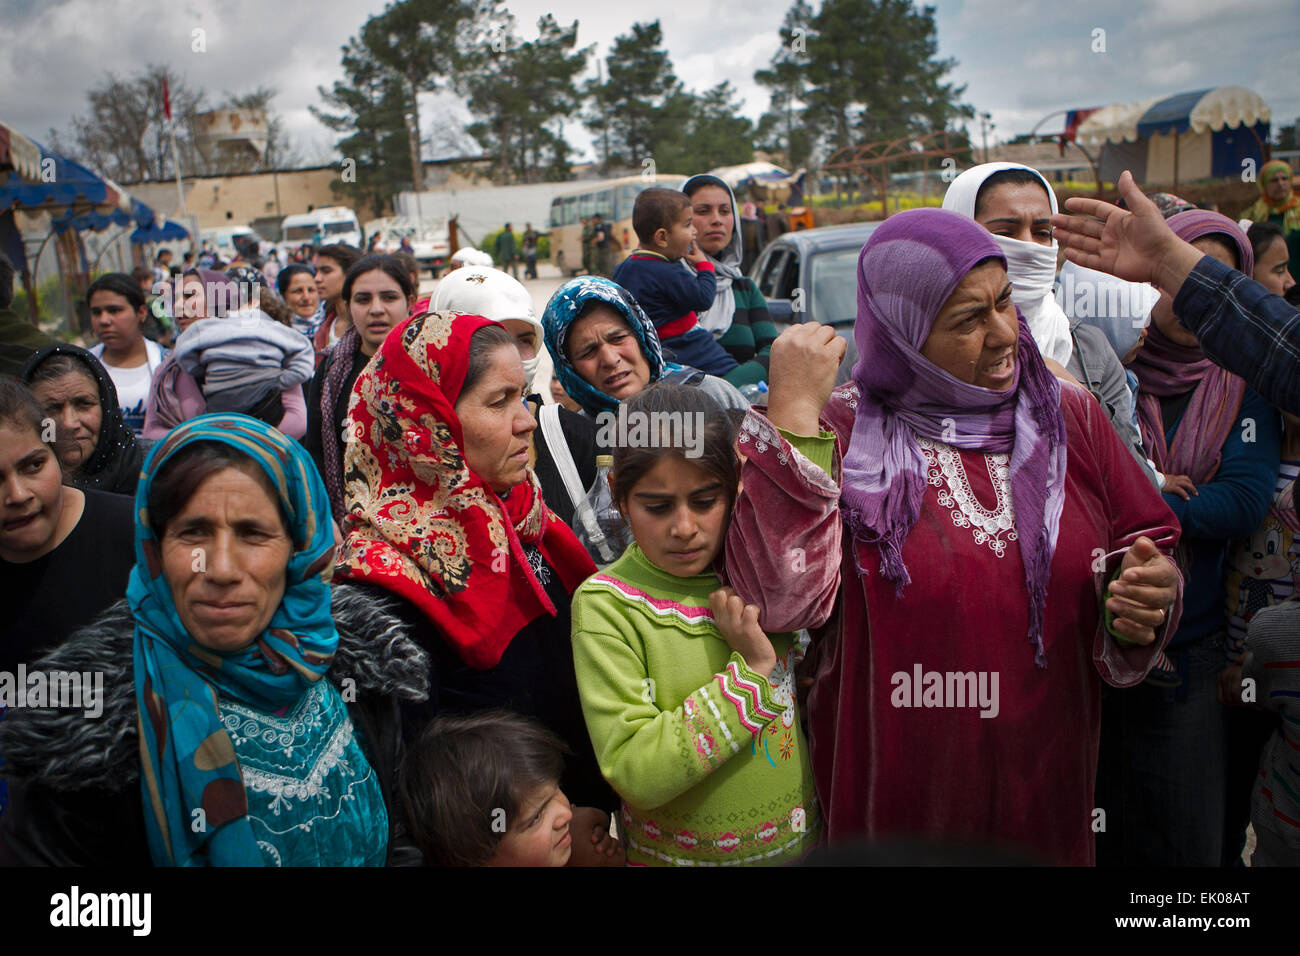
[979,112,993,164]
[598,59,609,172]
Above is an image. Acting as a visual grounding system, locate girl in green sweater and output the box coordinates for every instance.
[570,384,820,866]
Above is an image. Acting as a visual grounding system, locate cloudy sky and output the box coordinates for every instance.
[3,0,1296,169]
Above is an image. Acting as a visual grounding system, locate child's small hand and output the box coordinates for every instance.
[566,806,625,867]
[684,241,708,265]
[710,587,776,677]
[1162,473,1197,500]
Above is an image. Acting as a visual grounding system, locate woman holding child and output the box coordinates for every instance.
[723,208,1184,864]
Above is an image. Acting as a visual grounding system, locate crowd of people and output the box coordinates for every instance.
[0,161,1298,868]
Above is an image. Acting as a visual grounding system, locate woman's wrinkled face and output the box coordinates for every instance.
[349,269,411,357]
[920,260,1019,390]
[975,181,1054,246]
[0,423,64,561]
[487,782,573,867]
[1152,236,1238,347]
[90,290,145,352]
[618,453,731,578]
[284,272,320,318]
[566,306,652,401]
[1265,167,1293,204]
[690,185,734,257]
[160,466,292,653]
[455,345,536,494]
[1254,235,1295,297]
[29,370,102,470]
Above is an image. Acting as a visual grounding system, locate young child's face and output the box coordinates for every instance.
[1121,324,1149,365]
[618,453,730,578]
[659,207,696,260]
[488,782,573,867]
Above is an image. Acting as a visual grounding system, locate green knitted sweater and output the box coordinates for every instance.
[571,543,820,866]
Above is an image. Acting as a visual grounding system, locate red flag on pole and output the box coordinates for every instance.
[163,77,172,122]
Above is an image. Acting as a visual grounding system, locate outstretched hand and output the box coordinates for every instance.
[1050,171,1203,293]
[765,323,846,436]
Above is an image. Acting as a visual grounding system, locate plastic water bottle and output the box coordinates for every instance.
[576,455,632,567]
[738,380,768,405]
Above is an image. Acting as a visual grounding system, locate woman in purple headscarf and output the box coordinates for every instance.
[722,208,1182,865]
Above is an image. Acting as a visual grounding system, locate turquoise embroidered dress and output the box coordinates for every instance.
[219,680,388,867]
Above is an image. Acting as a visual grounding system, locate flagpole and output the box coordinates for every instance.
[164,77,189,249]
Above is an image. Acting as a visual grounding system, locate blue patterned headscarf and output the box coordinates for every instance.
[541,276,683,415]
[129,414,339,866]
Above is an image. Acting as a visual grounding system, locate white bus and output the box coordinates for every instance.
[548,175,687,276]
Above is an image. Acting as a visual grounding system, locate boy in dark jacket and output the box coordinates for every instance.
[612,188,737,376]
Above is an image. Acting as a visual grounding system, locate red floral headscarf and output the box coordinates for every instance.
[335,310,596,669]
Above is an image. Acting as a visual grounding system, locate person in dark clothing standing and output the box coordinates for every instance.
[495,223,519,280]
[522,223,539,280]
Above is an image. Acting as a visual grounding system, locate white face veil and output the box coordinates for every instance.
[942,162,1074,367]
[430,267,545,384]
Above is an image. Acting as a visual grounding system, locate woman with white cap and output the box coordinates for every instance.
[431,266,602,534]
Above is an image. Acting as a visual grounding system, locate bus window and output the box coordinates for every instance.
[550,198,563,229]
[593,189,614,220]
[579,193,595,219]
[617,184,639,220]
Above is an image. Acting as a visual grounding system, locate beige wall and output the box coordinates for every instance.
[124,167,362,232]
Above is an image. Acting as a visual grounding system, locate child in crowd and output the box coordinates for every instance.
[612,188,738,378]
[570,384,819,866]
[172,300,314,425]
[399,711,623,867]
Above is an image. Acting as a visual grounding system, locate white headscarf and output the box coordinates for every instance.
[942,162,1073,366]
[680,175,745,337]
[450,247,495,268]
[1055,261,1157,359]
[431,266,545,383]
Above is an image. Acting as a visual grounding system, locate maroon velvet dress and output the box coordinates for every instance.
[724,382,1182,865]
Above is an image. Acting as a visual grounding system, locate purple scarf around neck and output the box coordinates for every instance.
[1129,209,1252,485]
[841,208,1068,667]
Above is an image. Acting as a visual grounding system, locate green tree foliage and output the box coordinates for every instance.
[585,21,753,175]
[361,0,488,191]
[312,36,414,218]
[756,0,971,163]
[460,14,590,183]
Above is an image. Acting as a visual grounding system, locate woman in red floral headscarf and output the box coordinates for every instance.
[333,309,620,863]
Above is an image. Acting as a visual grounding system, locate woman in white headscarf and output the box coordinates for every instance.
[942,163,1074,367]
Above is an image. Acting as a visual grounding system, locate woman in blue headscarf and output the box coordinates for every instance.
[0,414,428,866]
[542,276,749,418]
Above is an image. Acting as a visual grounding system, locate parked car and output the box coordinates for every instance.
[748,222,880,383]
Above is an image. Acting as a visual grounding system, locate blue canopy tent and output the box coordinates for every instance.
[0,120,153,329]
[130,218,190,244]
[1075,86,1271,186]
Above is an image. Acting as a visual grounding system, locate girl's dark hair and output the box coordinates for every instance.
[275,263,315,299]
[341,253,415,304]
[399,711,569,866]
[974,168,1050,218]
[317,243,364,275]
[0,378,52,448]
[87,272,147,312]
[609,383,739,511]
[1247,221,1287,267]
[147,440,290,541]
[393,251,420,287]
[461,323,518,395]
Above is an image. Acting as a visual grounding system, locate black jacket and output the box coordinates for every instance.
[0,586,429,866]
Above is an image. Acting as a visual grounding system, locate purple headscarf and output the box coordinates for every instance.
[1130,210,1251,485]
[842,208,1068,667]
